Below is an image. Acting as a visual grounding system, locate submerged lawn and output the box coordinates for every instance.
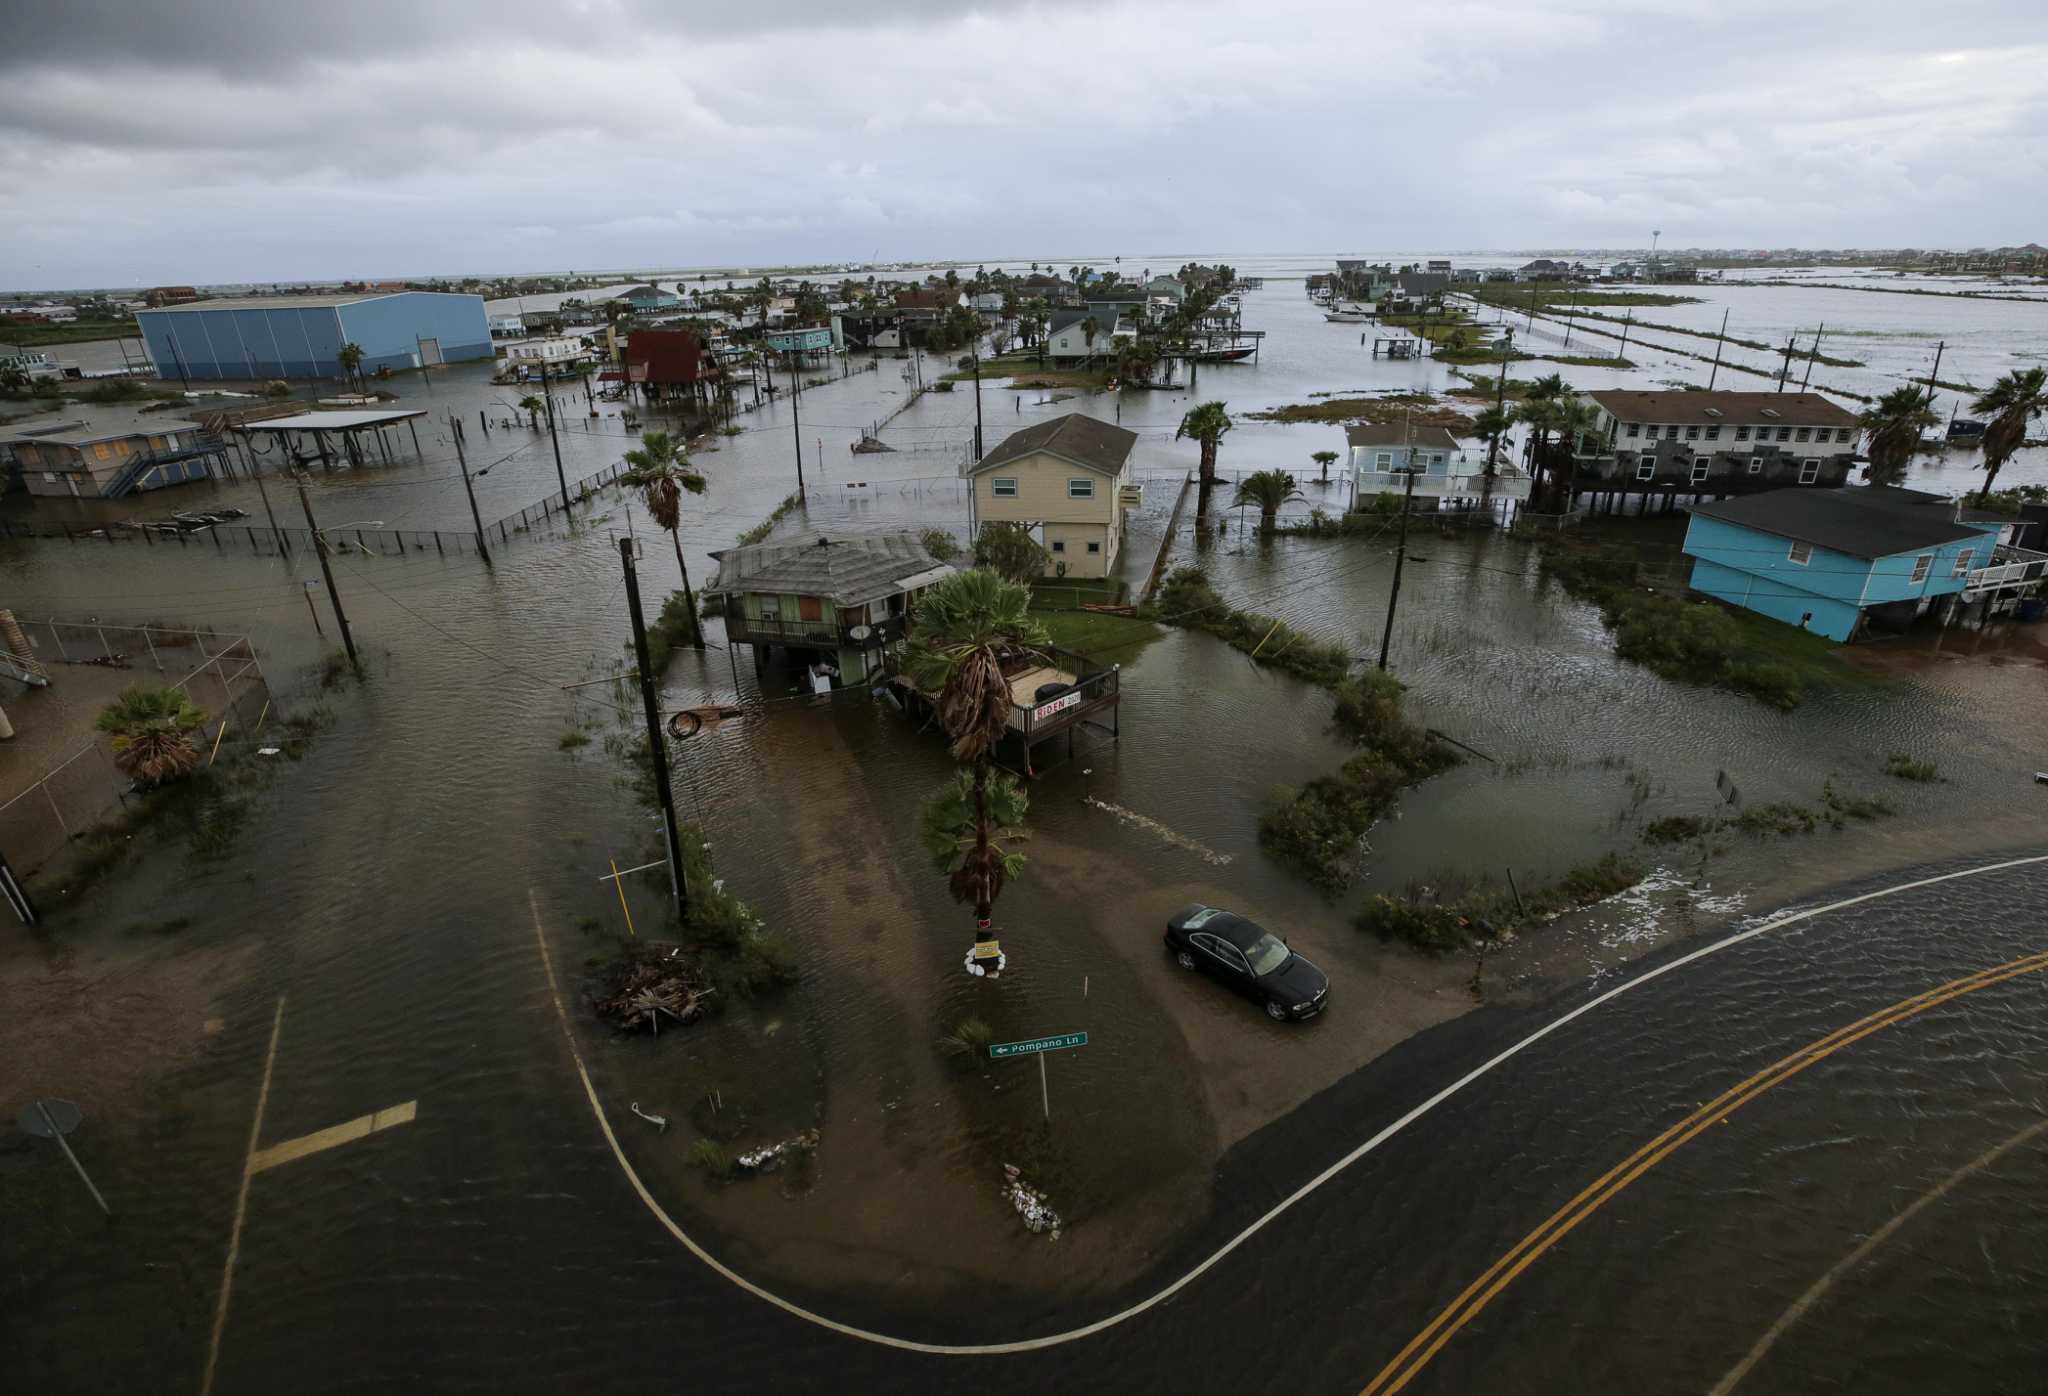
[1031,607,1164,662]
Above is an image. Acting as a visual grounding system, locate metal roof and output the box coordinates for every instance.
[1587,390,1860,429]
[1346,423,1463,450]
[238,408,429,431]
[1689,487,1986,559]
[0,409,203,446]
[705,532,957,605]
[139,294,399,312]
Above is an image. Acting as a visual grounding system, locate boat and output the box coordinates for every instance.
[1324,304,1374,323]
[1186,345,1256,363]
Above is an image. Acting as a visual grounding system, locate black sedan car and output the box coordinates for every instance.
[1164,904,1329,1021]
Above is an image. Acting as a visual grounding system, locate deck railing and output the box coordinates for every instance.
[1965,545,2048,596]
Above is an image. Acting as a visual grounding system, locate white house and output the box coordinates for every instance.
[508,337,589,368]
[1043,308,1132,362]
[489,313,525,337]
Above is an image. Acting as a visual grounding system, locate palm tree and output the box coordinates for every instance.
[96,685,207,786]
[1471,406,1512,475]
[1547,399,1604,508]
[1311,449,1339,485]
[921,768,1031,914]
[1970,367,2047,504]
[1177,400,1234,528]
[1079,314,1100,363]
[1235,469,1304,534]
[1116,339,1158,385]
[337,341,365,392]
[622,430,708,646]
[1512,397,1562,496]
[1859,386,1938,487]
[904,570,1050,932]
[518,394,544,430]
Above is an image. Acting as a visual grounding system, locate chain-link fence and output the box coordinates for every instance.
[0,620,271,878]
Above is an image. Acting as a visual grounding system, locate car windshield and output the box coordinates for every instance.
[1244,934,1290,976]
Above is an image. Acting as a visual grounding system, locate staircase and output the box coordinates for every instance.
[0,649,49,687]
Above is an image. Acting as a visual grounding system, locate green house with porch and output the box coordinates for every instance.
[706,532,957,685]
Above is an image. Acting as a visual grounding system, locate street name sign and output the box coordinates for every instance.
[989,1032,1087,1058]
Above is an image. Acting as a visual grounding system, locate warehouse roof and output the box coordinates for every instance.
[967,413,1137,477]
[1689,487,1985,559]
[139,293,404,312]
[705,533,956,605]
[1586,390,1860,429]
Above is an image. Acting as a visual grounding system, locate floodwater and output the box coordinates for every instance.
[3,262,2047,1385]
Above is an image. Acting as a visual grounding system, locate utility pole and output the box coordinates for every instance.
[291,469,357,666]
[971,326,985,459]
[1706,309,1730,390]
[1615,311,1634,361]
[1799,322,1826,392]
[1776,336,1798,392]
[451,415,491,565]
[1922,341,1946,408]
[249,460,289,555]
[619,537,688,922]
[790,355,806,504]
[1377,465,1418,671]
[1487,328,1514,474]
[1560,289,1579,349]
[539,361,569,509]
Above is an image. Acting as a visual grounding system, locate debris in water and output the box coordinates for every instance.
[630,1101,668,1132]
[590,944,714,1034]
[851,435,896,454]
[1002,1164,1062,1240]
[734,1128,819,1174]
[1083,796,1231,866]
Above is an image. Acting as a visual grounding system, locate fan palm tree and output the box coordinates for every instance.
[1235,469,1305,534]
[1311,449,1339,485]
[622,430,708,647]
[1970,367,2047,504]
[96,685,207,786]
[1079,314,1101,363]
[1472,406,1513,475]
[1859,386,1939,487]
[337,341,365,392]
[903,570,1050,930]
[1177,400,1234,527]
[518,394,544,430]
[921,769,1031,909]
[1512,396,1562,495]
[1547,399,1604,507]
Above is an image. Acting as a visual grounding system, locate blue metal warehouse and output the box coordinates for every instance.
[135,291,492,382]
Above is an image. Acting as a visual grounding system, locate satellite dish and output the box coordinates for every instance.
[848,624,872,641]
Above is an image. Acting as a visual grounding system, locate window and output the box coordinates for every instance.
[1952,548,1974,577]
[1625,422,1641,438]
[1794,427,1812,442]
[1748,457,1765,474]
[1051,540,1066,553]
[991,477,1018,496]
[1087,541,1101,554]
[1691,458,1710,482]
[1836,428,1853,443]
[1788,541,1812,566]
[1705,425,1721,440]
[1776,427,1792,442]
[1910,554,1932,584]
[1635,458,1656,481]
[1735,425,1751,441]
[1067,478,1094,499]
[1685,425,1701,440]
[1666,425,1681,440]
[1798,459,1821,484]
[1429,453,1445,467]
[1375,452,1393,469]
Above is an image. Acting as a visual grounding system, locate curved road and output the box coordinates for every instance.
[55,853,2048,1393]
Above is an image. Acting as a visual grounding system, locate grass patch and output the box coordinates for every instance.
[1151,565,1358,687]
[0,318,143,346]
[1031,607,1163,662]
[1643,815,1715,844]
[640,589,701,673]
[1355,853,1646,954]
[1464,282,1700,309]
[559,730,592,750]
[686,1139,733,1176]
[187,795,250,861]
[1884,753,1940,782]
[939,1016,994,1058]
[1247,393,1474,433]
[735,492,800,547]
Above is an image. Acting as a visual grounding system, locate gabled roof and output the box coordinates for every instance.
[1346,423,1462,451]
[1587,390,1859,429]
[966,413,1137,478]
[1689,487,1986,559]
[704,532,955,605]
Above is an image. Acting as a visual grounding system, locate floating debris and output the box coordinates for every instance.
[1002,1164,1062,1240]
[734,1128,819,1174]
[630,1101,669,1132]
[590,944,713,1034]
[851,435,896,454]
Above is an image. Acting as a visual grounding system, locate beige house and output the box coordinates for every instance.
[963,414,1138,580]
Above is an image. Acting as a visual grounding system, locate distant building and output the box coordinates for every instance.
[506,337,589,370]
[0,409,227,498]
[964,414,1138,579]
[1044,309,1132,361]
[614,284,681,311]
[0,351,64,382]
[1573,390,1863,501]
[146,286,200,307]
[488,313,525,337]
[763,325,836,356]
[623,328,713,405]
[971,291,1004,314]
[1347,423,1531,505]
[707,532,958,684]
[1396,271,1450,301]
[1427,259,1453,274]
[1683,487,2037,640]
[135,291,491,381]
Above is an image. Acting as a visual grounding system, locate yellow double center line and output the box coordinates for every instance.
[1361,947,2048,1396]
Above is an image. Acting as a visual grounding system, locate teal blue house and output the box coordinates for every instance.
[764,325,835,354]
[1684,488,2010,641]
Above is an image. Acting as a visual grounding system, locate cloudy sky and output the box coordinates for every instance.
[3,0,2043,289]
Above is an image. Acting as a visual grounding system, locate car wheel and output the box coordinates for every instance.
[1264,999,1289,1022]
[1176,950,1198,971]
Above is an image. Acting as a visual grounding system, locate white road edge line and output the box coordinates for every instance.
[529,854,2048,1356]
[201,994,286,1396]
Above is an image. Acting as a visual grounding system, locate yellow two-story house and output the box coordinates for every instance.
[963,413,1138,580]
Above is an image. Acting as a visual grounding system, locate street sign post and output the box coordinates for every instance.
[988,1033,1088,1120]
[19,1098,111,1216]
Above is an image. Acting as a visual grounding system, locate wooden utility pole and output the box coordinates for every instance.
[291,470,357,666]
[1377,466,1418,671]
[1776,336,1799,392]
[1799,322,1826,392]
[1487,328,1514,474]
[1615,311,1634,361]
[250,464,288,555]
[618,537,688,922]
[790,355,807,504]
[539,361,569,509]
[1706,309,1730,390]
[1560,289,1580,349]
[451,415,490,565]
[1922,341,1946,408]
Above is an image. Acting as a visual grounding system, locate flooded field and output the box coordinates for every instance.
[4,258,2047,1367]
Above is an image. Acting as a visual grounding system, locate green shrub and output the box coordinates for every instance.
[1355,894,1473,953]
[1723,659,1804,711]
[1820,782,1894,826]
[558,730,591,750]
[686,1139,732,1176]
[918,526,962,563]
[1732,801,1818,835]
[1883,753,1939,782]
[1356,854,1645,954]
[1643,815,1716,844]
[641,589,700,673]
[723,930,800,998]
[939,1017,994,1058]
